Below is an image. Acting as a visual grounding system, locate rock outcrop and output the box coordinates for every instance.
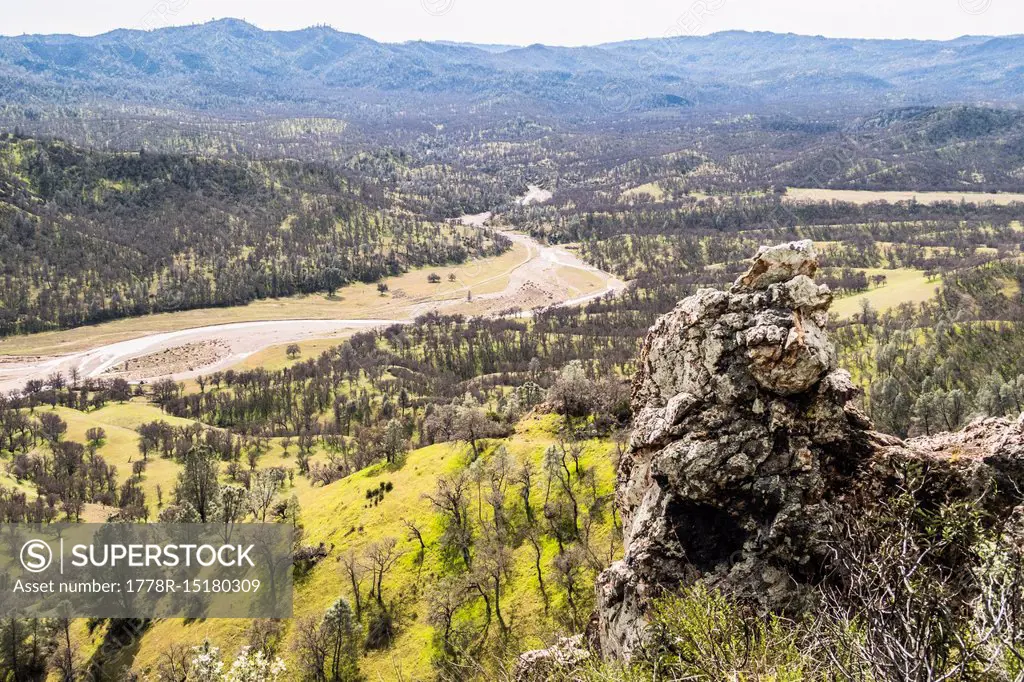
[512,635,591,681]
[589,240,1024,661]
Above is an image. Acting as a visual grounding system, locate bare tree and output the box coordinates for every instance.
[292,615,328,682]
[515,460,537,526]
[155,641,193,682]
[427,575,477,675]
[294,600,362,679]
[484,448,513,541]
[363,538,404,608]
[402,518,427,565]
[553,545,589,631]
[543,444,580,542]
[472,536,514,638]
[49,616,77,682]
[425,472,474,569]
[339,551,365,622]
[520,530,550,614]
[247,619,284,659]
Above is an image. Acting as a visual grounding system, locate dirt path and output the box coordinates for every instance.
[0,188,626,393]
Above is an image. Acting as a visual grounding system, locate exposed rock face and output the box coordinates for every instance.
[515,241,1024,674]
[595,240,859,659]
[591,240,1024,661]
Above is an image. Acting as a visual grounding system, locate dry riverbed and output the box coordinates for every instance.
[0,187,627,392]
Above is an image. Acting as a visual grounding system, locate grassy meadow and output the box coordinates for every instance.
[49,409,619,679]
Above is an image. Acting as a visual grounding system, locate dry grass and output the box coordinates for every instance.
[213,337,352,375]
[621,182,666,201]
[786,188,1024,206]
[0,244,531,357]
[556,265,606,295]
[999,277,1022,300]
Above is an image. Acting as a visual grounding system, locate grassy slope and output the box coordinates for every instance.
[23,403,195,506]
[830,268,939,319]
[47,407,617,680]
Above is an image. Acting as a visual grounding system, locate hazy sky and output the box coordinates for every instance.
[2,0,1022,45]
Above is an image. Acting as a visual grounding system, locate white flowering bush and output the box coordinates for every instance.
[185,642,286,682]
[185,641,224,682]
[222,647,287,682]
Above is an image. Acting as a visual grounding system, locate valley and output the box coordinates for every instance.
[0,193,625,393]
[2,14,1024,682]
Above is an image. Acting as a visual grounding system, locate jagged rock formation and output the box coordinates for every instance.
[593,240,863,659]
[514,240,1024,678]
[588,240,1024,661]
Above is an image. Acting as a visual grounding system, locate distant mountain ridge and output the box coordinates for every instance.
[2,19,1024,120]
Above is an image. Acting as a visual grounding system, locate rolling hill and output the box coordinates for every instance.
[3,21,1024,120]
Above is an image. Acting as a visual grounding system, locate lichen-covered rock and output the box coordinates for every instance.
[591,241,1024,662]
[514,635,592,681]
[516,242,1024,677]
[599,241,853,659]
[733,239,819,291]
[873,414,1024,518]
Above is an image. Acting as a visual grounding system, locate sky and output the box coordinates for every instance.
[1,0,1022,45]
